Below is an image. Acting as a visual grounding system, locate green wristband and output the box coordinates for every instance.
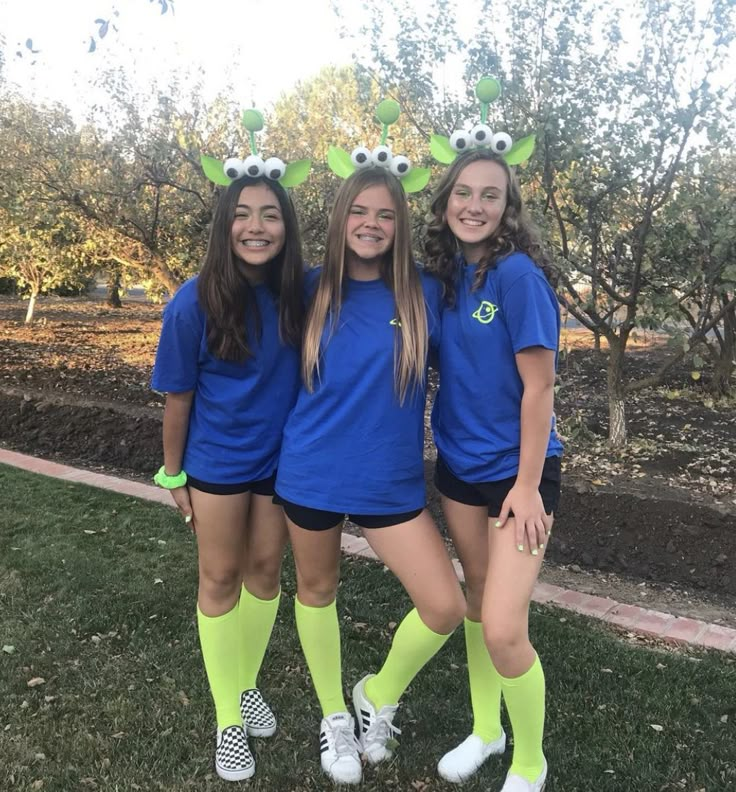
[154,465,187,489]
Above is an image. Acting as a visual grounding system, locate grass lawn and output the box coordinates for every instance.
[1,464,735,792]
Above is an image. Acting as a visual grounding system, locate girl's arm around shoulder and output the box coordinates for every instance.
[417,266,443,351]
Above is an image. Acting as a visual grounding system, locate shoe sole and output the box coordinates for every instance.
[437,735,507,782]
[246,723,277,738]
[322,767,362,785]
[216,763,255,782]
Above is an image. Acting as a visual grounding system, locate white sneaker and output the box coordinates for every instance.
[500,759,548,791]
[319,712,362,785]
[352,674,401,764]
[437,731,507,782]
[215,725,255,781]
[240,688,277,737]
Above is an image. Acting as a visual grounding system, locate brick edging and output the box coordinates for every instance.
[3,448,735,654]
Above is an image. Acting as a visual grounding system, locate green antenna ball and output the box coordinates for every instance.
[375,99,401,126]
[242,109,265,132]
[475,77,501,103]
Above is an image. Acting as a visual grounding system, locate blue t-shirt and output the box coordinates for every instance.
[275,270,442,514]
[151,277,300,484]
[432,252,563,482]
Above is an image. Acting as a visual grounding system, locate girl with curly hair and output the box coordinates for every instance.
[425,148,562,792]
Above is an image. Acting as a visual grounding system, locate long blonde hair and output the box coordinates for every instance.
[302,168,428,404]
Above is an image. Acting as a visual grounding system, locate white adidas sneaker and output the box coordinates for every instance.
[319,711,362,785]
[352,674,401,764]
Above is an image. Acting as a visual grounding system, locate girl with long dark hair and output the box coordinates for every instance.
[152,173,304,782]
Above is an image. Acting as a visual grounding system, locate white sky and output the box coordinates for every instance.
[1,0,732,131]
[0,0,361,121]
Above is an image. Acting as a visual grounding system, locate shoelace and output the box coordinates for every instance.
[365,710,402,747]
[331,722,360,757]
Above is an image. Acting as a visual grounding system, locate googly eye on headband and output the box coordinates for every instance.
[201,109,311,189]
[430,78,536,166]
[327,100,432,194]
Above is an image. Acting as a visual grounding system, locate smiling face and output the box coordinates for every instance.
[230,183,286,280]
[445,159,509,263]
[344,184,396,276]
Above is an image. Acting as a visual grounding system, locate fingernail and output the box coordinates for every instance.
[532,549,539,556]
[540,543,545,549]
[495,521,502,528]
[517,544,524,552]
[184,515,192,524]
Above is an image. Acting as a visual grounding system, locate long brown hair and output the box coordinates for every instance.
[424,149,553,306]
[197,175,304,360]
[302,168,427,404]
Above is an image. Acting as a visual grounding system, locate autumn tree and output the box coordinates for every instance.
[337,0,736,446]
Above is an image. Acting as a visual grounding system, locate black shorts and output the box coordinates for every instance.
[187,472,276,496]
[434,454,561,516]
[274,493,423,532]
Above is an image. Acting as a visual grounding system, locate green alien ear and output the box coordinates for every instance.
[400,167,431,193]
[503,134,536,166]
[201,154,232,186]
[430,134,457,165]
[327,146,356,179]
[279,159,311,188]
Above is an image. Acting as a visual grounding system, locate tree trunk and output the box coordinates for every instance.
[24,291,37,323]
[593,329,602,352]
[709,302,734,397]
[710,356,734,396]
[153,259,181,296]
[106,272,123,308]
[607,335,627,448]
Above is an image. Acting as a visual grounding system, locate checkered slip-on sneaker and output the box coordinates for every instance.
[215,725,255,782]
[319,712,362,785]
[240,688,277,738]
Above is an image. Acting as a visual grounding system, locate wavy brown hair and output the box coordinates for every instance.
[197,175,304,360]
[424,149,553,306]
[302,168,427,404]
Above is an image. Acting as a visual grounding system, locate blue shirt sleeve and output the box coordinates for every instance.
[501,269,560,354]
[151,282,205,393]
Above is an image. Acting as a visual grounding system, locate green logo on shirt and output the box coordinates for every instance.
[472,301,498,324]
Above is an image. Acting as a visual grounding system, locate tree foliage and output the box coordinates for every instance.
[336,0,736,444]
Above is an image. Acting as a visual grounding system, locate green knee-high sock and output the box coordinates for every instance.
[197,604,242,730]
[465,618,503,742]
[364,608,453,710]
[237,584,280,692]
[499,655,546,781]
[294,597,346,717]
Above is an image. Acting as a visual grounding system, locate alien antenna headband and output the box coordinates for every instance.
[430,77,536,166]
[201,109,311,188]
[327,100,431,193]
